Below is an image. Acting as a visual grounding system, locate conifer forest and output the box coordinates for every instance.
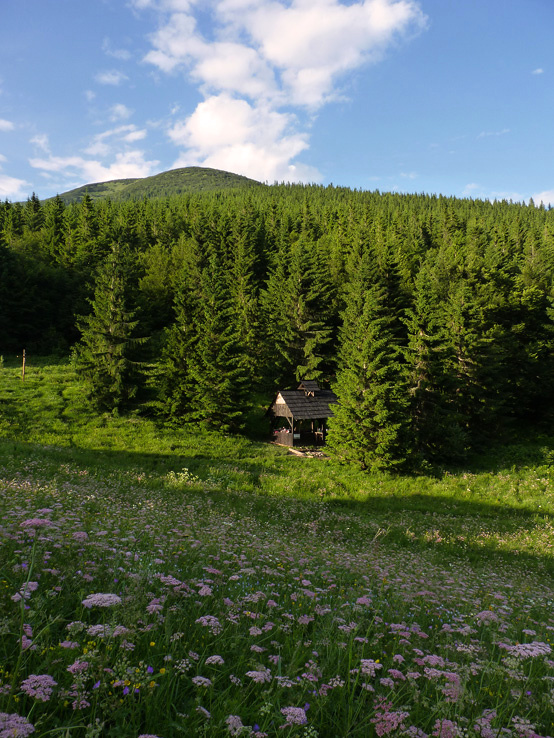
[2,181,554,470]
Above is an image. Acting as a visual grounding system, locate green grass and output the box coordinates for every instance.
[0,357,553,736]
[1,356,553,576]
[51,166,264,204]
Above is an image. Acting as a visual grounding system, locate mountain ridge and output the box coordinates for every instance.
[51,166,264,204]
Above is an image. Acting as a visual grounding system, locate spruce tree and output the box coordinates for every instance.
[189,255,250,432]
[154,257,201,421]
[327,259,410,471]
[73,243,147,412]
[404,259,465,463]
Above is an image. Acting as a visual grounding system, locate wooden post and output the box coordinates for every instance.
[21,349,26,381]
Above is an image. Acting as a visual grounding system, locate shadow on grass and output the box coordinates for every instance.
[1,437,553,578]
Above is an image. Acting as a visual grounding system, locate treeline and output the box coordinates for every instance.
[2,185,554,469]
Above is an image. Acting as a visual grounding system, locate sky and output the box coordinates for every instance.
[1,0,553,205]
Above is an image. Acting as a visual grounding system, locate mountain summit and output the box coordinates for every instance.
[55,166,264,204]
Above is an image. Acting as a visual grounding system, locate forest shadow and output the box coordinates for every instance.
[1,437,553,576]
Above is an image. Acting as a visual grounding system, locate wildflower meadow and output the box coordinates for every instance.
[0,359,554,737]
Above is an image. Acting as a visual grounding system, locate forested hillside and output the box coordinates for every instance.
[52,166,264,204]
[2,179,554,469]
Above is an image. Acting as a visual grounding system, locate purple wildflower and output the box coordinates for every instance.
[59,641,79,649]
[20,518,53,529]
[205,655,225,665]
[82,593,122,608]
[246,668,272,684]
[195,616,222,635]
[507,641,551,658]
[0,712,35,737]
[371,699,409,736]
[432,719,463,738]
[360,659,383,677]
[192,676,212,688]
[280,706,308,727]
[226,715,245,736]
[20,674,57,702]
[20,635,34,651]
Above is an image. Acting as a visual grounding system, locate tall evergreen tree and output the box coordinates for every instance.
[73,243,147,412]
[154,243,203,421]
[327,253,410,471]
[189,255,250,432]
[404,259,465,463]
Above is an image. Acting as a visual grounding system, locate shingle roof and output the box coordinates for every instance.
[269,384,338,420]
[297,380,319,392]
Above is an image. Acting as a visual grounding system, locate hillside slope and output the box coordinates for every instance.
[55,166,264,203]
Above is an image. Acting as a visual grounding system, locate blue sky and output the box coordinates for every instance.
[1,0,553,204]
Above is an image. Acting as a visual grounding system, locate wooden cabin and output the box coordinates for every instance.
[268,380,338,447]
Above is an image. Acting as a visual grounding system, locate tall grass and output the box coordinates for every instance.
[0,358,553,737]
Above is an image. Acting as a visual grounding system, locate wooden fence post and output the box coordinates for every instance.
[21,349,26,381]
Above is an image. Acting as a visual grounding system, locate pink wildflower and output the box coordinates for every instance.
[205,655,224,665]
[371,699,409,737]
[82,593,122,608]
[432,719,463,738]
[20,518,53,528]
[226,715,245,736]
[388,669,406,681]
[192,676,212,688]
[20,674,57,702]
[360,659,383,677]
[59,641,79,649]
[280,707,308,727]
[0,712,35,737]
[159,575,181,587]
[246,668,272,683]
[67,660,89,674]
[475,610,499,623]
[507,641,551,658]
[195,616,222,635]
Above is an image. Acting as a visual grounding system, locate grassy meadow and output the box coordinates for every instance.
[1,357,553,737]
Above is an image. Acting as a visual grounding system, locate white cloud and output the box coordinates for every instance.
[0,159,29,199]
[462,182,480,196]
[0,119,15,132]
[533,189,554,207]
[30,134,50,152]
[532,68,544,75]
[193,42,277,100]
[138,0,426,182]
[238,0,427,106]
[110,103,133,121]
[29,149,159,184]
[477,128,510,139]
[83,125,147,157]
[95,69,129,86]
[102,38,132,61]
[131,0,198,10]
[169,93,320,182]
